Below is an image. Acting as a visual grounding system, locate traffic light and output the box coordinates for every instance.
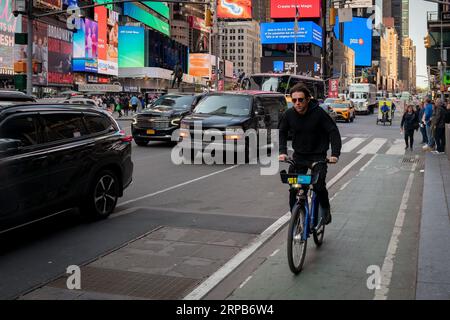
[205,8,212,27]
[424,34,431,48]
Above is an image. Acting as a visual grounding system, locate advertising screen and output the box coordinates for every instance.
[30,20,48,85]
[143,1,170,19]
[217,0,252,19]
[123,2,170,36]
[189,54,212,77]
[334,17,372,66]
[1,0,22,75]
[47,25,73,85]
[119,26,145,68]
[84,18,98,59]
[95,6,118,75]
[270,0,321,18]
[33,0,62,10]
[93,0,112,10]
[273,61,284,72]
[73,18,85,58]
[260,21,322,47]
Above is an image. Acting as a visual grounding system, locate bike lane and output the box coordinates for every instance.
[227,153,423,300]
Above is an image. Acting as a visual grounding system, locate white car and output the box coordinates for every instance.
[62,98,99,107]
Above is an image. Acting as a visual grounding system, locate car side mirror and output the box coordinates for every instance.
[0,139,23,154]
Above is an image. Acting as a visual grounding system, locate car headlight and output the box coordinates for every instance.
[171,118,181,126]
[225,126,243,140]
[132,117,137,125]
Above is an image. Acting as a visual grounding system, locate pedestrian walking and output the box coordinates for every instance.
[418,101,428,145]
[431,99,446,154]
[423,98,435,151]
[401,105,419,151]
[130,95,139,114]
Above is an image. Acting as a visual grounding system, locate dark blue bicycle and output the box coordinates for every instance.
[280,159,329,274]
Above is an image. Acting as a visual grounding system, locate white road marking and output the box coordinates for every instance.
[357,138,387,155]
[183,153,366,300]
[239,276,253,289]
[374,158,418,300]
[386,139,406,155]
[327,153,365,188]
[117,165,239,208]
[270,249,280,257]
[341,138,367,153]
[359,154,378,172]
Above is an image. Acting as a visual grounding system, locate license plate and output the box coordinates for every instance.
[146,129,155,134]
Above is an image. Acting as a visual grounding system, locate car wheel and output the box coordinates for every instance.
[134,139,148,146]
[82,170,119,220]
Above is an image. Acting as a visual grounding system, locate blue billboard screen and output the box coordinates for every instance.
[273,61,284,72]
[334,17,372,67]
[260,22,322,47]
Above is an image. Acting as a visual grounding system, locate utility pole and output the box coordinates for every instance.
[213,0,219,91]
[26,3,34,96]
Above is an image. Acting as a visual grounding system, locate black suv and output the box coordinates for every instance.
[180,91,287,158]
[131,93,204,146]
[0,104,133,234]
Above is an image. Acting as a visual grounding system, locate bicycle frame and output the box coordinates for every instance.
[297,188,318,241]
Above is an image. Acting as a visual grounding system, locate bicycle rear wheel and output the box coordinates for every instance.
[287,204,307,274]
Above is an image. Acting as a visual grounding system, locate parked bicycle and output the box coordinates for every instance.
[280,158,330,274]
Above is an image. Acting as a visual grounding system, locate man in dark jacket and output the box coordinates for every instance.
[279,84,342,225]
[432,99,446,153]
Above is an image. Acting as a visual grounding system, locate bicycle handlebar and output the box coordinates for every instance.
[280,157,331,169]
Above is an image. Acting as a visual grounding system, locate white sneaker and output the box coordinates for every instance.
[431,150,440,154]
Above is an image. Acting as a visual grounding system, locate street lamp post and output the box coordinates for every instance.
[26,4,33,96]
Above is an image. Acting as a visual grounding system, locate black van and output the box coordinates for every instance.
[0,104,133,234]
[179,91,287,159]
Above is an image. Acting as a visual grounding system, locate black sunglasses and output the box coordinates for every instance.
[291,98,306,103]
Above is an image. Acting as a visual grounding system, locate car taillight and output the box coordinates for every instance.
[119,130,133,142]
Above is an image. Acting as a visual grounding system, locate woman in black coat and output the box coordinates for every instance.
[401,105,419,150]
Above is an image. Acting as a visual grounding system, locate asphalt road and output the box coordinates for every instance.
[0,110,425,300]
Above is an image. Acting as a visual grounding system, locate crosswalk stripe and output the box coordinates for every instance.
[341,138,366,153]
[341,137,348,142]
[386,139,406,155]
[357,138,388,155]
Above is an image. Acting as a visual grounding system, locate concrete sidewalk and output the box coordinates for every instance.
[416,153,450,299]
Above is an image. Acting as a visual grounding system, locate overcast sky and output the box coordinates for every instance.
[411,1,437,88]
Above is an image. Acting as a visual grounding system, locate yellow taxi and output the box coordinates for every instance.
[329,100,355,123]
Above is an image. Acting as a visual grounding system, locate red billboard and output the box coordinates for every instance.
[271,0,321,19]
[217,0,252,19]
[328,79,339,98]
[47,25,73,85]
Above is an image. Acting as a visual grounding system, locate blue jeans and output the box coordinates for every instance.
[426,124,435,148]
[420,125,428,144]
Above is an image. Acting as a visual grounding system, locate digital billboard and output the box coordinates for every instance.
[93,0,112,10]
[189,54,212,77]
[260,21,322,47]
[47,25,73,85]
[1,0,22,75]
[85,18,98,59]
[123,2,170,36]
[33,0,62,10]
[334,17,372,66]
[217,0,252,19]
[95,6,118,75]
[270,0,321,18]
[143,1,170,19]
[73,18,85,58]
[273,61,284,72]
[118,26,145,68]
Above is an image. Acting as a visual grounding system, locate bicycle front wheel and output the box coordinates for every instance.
[287,204,307,274]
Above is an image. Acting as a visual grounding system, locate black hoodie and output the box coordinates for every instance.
[279,100,342,159]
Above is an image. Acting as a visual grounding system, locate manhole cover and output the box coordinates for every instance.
[48,266,199,299]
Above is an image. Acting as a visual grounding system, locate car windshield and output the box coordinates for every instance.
[149,95,195,111]
[330,103,349,108]
[194,95,252,116]
[324,98,337,104]
[350,92,368,99]
[244,75,289,94]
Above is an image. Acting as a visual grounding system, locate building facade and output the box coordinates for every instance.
[220,20,261,76]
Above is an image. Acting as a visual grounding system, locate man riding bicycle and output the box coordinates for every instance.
[278,84,342,225]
